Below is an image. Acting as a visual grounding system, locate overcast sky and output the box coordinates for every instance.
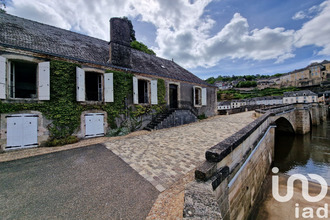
[5,0,330,79]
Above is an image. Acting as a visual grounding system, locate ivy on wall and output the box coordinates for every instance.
[0,60,167,146]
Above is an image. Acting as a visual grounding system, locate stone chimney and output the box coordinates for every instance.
[109,17,131,68]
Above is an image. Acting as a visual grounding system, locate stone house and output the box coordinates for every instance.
[256,77,278,89]
[230,99,246,109]
[274,60,330,88]
[283,90,317,104]
[217,101,231,110]
[0,13,217,151]
[318,91,330,105]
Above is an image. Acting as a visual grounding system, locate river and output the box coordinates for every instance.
[274,117,330,185]
[252,116,330,220]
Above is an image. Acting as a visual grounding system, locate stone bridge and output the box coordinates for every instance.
[183,103,328,220]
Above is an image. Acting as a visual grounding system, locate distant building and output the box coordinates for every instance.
[217,101,231,110]
[254,96,283,105]
[283,90,317,104]
[257,79,276,89]
[215,81,232,90]
[319,91,330,105]
[273,60,330,88]
[231,99,246,109]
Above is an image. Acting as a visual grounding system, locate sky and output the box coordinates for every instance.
[4,0,330,79]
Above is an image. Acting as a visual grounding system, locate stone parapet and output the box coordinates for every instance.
[183,104,327,219]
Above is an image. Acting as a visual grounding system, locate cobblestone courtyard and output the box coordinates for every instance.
[105,111,255,192]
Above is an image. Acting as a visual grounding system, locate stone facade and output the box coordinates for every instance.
[0,111,51,152]
[155,110,197,130]
[0,13,217,150]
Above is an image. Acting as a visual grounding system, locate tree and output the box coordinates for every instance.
[0,0,6,13]
[205,77,216,85]
[236,81,257,88]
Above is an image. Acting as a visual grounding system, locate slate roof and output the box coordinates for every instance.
[283,90,317,97]
[0,13,211,87]
[218,101,231,105]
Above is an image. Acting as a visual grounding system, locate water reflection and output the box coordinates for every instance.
[274,118,330,185]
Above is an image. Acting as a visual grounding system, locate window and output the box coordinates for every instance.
[193,86,206,107]
[76,67,113,102]
[10,60,37,98]
[0,56,50,100]
[85,72,102,101]
[132,76,157,105]
[138,79,149,103]
[194,87,202,106]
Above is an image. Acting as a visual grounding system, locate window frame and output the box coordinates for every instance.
[167,82,180,108]
[8,60,38,99]
[85,71,104,102]
[138,79,150,104]
[76,67,113,104]
[133,76,158,105]
[0,54,50,101]
[193,86,202,107]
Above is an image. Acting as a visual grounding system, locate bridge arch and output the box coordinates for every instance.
[274,117,295,134]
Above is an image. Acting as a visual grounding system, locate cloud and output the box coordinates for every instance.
[294,0,330,55]
[6,0,308,69]
[292,11,307,20]
[292,2,323,20]
[6,0,133,40]
[152,12,295,68]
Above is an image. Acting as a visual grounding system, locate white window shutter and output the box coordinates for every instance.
[202,88,207,106]
[76,67,85,101]
[104,73,114,102]
[0,56,6,99]
[133,76,138,104]
[151,80,158,105]
[38,62,50,100]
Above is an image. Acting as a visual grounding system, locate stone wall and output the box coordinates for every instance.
[184,113,275,220]
[0,111,51,152]
[183,104,327,220]
[179,82,217,117]
[155,110,197,130]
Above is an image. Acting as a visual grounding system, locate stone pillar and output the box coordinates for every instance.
[311,105,320,126]
[109,18,132,68]
[320,105,328,122]
[295,109,310,134]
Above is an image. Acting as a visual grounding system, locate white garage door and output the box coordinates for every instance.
[85,113,105,138]
[6,114,38,150]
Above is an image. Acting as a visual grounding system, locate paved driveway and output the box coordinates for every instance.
[0,144,159,220]
[105,111,255,191]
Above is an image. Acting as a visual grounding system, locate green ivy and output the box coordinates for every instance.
[130,40,156,55]
[0,60,167,145]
